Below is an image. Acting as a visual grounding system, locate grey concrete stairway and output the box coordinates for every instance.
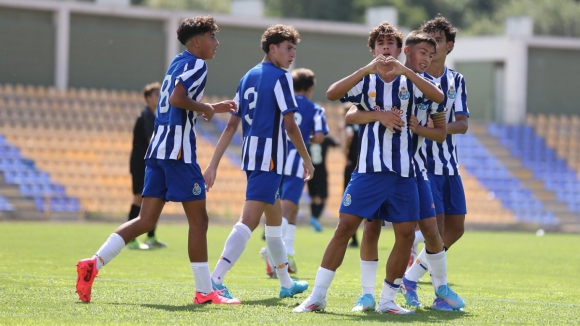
[470,122,580,233]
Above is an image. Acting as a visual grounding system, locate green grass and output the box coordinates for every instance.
[0,221,579,325]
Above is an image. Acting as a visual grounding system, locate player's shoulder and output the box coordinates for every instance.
[447,67,465,80]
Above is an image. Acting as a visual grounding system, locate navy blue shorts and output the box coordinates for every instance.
[245,170,283,205]
[142,158,206,202]
[429,173,467,215]
[340,171,419,223]
[280,175,305,205]
[417,173,436,219]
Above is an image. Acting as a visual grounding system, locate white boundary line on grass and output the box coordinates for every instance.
[4,273,580,308]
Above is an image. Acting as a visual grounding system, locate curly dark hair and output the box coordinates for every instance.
[404,30,437,50]
[367,22,404,50]
[261,24,300,54]
[177,16,218,46]
[420,14,457,53]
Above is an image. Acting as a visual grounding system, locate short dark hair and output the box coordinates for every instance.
[292,68,315,92]
[405,30,437,51]
[177,16,218,46]
[420,14,457,53]
[142,82,161,99]
[368,22,404,50]
[261,24,300,54]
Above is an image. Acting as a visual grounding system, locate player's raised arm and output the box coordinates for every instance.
[381,56,444,103]
[326,56,388,101]
[203,114,241,191]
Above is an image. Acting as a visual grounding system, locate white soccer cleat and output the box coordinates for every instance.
[376,300,415,314]
[292,295,326,313]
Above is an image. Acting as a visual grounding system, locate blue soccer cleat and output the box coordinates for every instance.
[435,285,465,309]
[431,297,465,312]
[309,217,322,232]
[351,293,376,312]
[280,280,309,298]
[400,276,422,307]
[211,279,234,299]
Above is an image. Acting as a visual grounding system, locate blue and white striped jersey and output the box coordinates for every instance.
[424,67,469,176]
[283,95,329,178]
[145,50,207,164]
[232,62,298,174]
[411,88,444,176]
[341,73,426,177]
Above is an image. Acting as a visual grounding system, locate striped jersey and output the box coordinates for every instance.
[283,95,329,178]
[411,86,444,176]
[424,67,469,175]
[232,62,298,174]
[145,50,207,164]
[341,73,426,177]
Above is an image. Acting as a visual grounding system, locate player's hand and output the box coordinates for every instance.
[378,110,405,133]
[203,166,217,192]
[201,103,215,122]
[212,100,237,114]
[378,56,407,78]
[302,160,315,182]
[364,55,392,75]
[408,115,419,132]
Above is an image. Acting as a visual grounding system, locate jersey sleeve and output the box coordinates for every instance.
[231,87,241,117]
[454,74,469,117]
[275,72,298,115]
[313,106,330,135]
[175,59,208,102]
[340,78,365,104]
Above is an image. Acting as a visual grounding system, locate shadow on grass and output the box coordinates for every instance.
[140,303,211,312]
[310,308,471,323]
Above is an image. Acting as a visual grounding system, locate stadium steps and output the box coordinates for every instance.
[0,173,50,220]
[470,122,578,232]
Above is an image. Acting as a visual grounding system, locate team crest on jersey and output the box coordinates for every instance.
[369,91,376,98]
[343,194,352,206]
[447,86,457,99]
[416,100,430,111]
[192,183,202,196]
[399,87,410,100]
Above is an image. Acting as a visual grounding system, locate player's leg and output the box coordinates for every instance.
[126,171,149,250]
[344,163,359,247]
[442,175,467,248]
[352,218,382,312]
[280,176,304,273]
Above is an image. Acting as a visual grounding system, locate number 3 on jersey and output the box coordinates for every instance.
[244,87,257,125]
[158,75,172,114]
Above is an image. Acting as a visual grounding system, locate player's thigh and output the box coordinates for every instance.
[182,199,209,229]
[339,171,390,220]
[443,175,467,215]
[417,174,436,220]
[428,172,445,215]
[160,159,206,202]
[246,170,282,205]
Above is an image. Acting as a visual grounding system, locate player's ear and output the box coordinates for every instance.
[447,41,454,53]
[403,46,410,55]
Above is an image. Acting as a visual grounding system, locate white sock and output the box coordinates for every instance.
[94,233,125,270]
[405,248,428,282]
[284,224,297,256]
[360,260,378,295]
[413,230,425,245]
[211,222,252,284]
[426,250,447,290]
[281,217,289,236]
[265,225,293,289]
[190,262,212,295]
[311,267,335,300]
[380,278,402,302]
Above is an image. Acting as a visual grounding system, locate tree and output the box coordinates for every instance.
[145,0,231,12]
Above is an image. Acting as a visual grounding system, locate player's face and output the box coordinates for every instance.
[198,31,220,60]
[427,30,452,61]
[146,89,160,111]
[372,35,401,58]
[405,42,435,73]
[270,40,296,69]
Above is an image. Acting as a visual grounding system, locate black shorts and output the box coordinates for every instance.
[307,170,328,199]
[131,170,145,195]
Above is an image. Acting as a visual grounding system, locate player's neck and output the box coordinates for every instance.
[186,46,203,59]
[426,59,446,78]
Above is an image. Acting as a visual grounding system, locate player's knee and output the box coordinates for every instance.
[334,220,358,240]
[362,223,381,243]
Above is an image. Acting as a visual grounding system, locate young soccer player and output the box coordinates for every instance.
[403,15,470,311]
[126,82,166,250]
[203,24,313,301]
[75,16,240,305]
[293,22,444,314]
[347,31,464,313]
[260,68,329,276]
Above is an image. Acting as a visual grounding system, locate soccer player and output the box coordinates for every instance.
[347,31,464,313]
[403,15,470,311]
[344,117,360,247]
[261,68,329,275]
[75,16,240,305]
[203,24,313,301]
[293,22,444,314]
[307,135,338,232]
[126,82,166,250]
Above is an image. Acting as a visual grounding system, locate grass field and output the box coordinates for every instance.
[1,221,579,325]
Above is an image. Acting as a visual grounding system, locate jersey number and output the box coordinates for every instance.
[310,143,323,165]
[158,75,172,114]
[244,87,257,125]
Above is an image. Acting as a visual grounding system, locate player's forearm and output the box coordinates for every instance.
[414,125,446,143]
[403,70,444,103]
[345,107,378,124]
[169,93,212,114]
[447,119,468,134]
[208,124,237,168]
[327,68,370,101]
